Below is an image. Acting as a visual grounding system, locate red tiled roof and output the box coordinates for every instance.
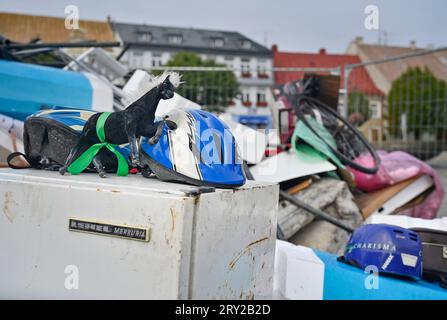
[273,46,384,97]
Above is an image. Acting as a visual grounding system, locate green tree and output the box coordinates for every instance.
[388,67,447,139]
[348,91,370,125]
[163,52,239,113]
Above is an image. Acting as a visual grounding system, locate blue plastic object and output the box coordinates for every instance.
[140,109,246,188]
[0,60,93,120]
[343,224,423,280]
[317,250,447,300]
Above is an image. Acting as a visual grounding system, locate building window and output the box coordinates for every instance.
[168,34,183,44]
[370,101,381,119]
[152,53,162,67]
[241,58,251,78]
[224,56,234,69]
[132,51,144,69]
[137,32,152,42]
[242,92,252,107]
[240,40,252,49]
[211,37,224,47]
[257,59,268,79]
[256,92,268,107]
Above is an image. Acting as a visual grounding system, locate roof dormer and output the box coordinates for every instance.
[240,39,252,49]
[168,34,183,44]
[210,37,225,48]
[137,31,152,42]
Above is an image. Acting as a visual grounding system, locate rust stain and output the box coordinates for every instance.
[170,208,176,233]
[228,252,243,271]
[3,192,15,223]
[228,236,269,271]
[246,236,269,249]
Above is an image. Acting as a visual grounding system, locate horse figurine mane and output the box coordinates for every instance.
[122,71,183,107]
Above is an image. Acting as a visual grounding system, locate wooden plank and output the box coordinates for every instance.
[354,176,423,219]
[287,178,312,195]
[303,73,340,110]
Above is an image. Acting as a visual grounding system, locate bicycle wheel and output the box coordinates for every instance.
[293,95,381,174]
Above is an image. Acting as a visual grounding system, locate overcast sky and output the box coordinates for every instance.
[1,0,445,53]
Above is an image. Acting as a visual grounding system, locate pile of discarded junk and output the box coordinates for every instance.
[263,76,447,299]
[0,37,446,300]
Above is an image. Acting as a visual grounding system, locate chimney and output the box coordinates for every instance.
[355,36,363,44]
[319,48,326,55]
[410,40,417,49]
[271,44,278,53]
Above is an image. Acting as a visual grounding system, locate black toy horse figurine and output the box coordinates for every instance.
[59,71,181,178]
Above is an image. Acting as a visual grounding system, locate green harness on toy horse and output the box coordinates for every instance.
[67,112,129,176]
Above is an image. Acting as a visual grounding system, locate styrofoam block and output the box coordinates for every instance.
[273,240,324,300]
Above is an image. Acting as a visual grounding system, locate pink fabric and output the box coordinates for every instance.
[350,151,444,219]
